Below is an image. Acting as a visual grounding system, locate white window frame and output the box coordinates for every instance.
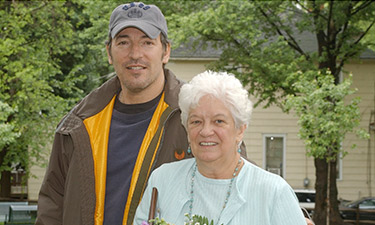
[263,134,286,178]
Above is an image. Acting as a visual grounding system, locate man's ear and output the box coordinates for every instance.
[162,42,171,64]
[106,44,113,64]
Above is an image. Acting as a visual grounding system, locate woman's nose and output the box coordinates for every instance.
[199,123,214,136]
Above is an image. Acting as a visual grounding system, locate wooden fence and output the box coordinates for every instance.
[340,208,375,225]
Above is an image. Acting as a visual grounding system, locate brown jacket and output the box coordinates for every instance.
[36,69,190,225]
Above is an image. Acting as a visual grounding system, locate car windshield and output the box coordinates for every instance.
[358,199,375,207]
[345,198,375,208]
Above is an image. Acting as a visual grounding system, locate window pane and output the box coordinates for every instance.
[265,136,284,177]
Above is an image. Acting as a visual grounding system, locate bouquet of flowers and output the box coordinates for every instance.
[142,213,219,225]
[144,188,222,225]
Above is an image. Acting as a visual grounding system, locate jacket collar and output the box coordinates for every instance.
[162,68,184,109]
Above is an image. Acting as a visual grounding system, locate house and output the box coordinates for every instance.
[27,45,375,203]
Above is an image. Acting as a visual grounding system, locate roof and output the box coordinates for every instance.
[171,33,375,59]
[171,41,221,59]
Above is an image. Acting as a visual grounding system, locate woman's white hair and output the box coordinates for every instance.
[179,71,253,129]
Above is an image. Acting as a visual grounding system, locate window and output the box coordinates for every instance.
[359,199,375,209]
[10,163,27,198]
[263,134,286,177]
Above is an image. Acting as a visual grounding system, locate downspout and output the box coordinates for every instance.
[368,81,375,196]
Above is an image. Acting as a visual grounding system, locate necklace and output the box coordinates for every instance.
[188,158,242,225]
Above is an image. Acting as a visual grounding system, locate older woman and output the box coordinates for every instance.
[134,71,307,224]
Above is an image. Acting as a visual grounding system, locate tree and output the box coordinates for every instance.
[0,0,105,198]
[0,101,19,152]
[167,1,375,224]
[284,71,369,224]
[0,1,71,197]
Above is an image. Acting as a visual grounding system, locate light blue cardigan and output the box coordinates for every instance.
[134,158,306,225]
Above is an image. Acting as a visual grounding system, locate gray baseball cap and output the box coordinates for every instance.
[109,2,168,39]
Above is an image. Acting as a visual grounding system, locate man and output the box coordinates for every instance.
[36,2,190,225]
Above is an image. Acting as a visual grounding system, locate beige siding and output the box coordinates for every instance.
[247,103,316,189]
[339,61,375,200]
[28,164,46,201]
[166,59,214,82]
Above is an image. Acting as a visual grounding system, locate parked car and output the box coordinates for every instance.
[294,189,316,216]
[340,197,375,221]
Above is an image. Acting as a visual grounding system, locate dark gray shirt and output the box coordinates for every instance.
[103,94,161,225]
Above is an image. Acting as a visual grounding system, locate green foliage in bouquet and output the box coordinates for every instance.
[185,213,216,225]
[147,213,222,225]
[148,217,172,225]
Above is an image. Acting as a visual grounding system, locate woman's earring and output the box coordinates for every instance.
[187,146,191,154]
[237,141,242,153]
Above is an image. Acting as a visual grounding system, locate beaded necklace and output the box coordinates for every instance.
[188,158,242,225]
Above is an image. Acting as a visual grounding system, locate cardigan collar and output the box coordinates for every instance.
[176,159,248,224]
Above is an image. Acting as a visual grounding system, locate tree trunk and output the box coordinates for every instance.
[0,171,11,198]
[314,158,327,224]
[328,159,344,224]
[314,158,344,225]
[0,147,11,199]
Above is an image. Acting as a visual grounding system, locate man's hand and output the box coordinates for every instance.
[305,218,314,225]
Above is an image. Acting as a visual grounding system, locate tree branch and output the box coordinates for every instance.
[303,0,329,21]
[355,19,375,45]
[336,18,375,76]
[351,0,374,16]
[294,0,310,13]
[257,3,309,60]
[312,0,328,57]
[334,2,352,58]
[28,1,48,13]
[326,1,334,43]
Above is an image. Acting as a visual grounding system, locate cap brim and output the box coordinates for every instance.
[111,21,160,39]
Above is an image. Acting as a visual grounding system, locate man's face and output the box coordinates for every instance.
[107,27,170,98]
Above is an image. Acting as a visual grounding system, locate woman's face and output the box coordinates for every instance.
[187,95,245,164]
